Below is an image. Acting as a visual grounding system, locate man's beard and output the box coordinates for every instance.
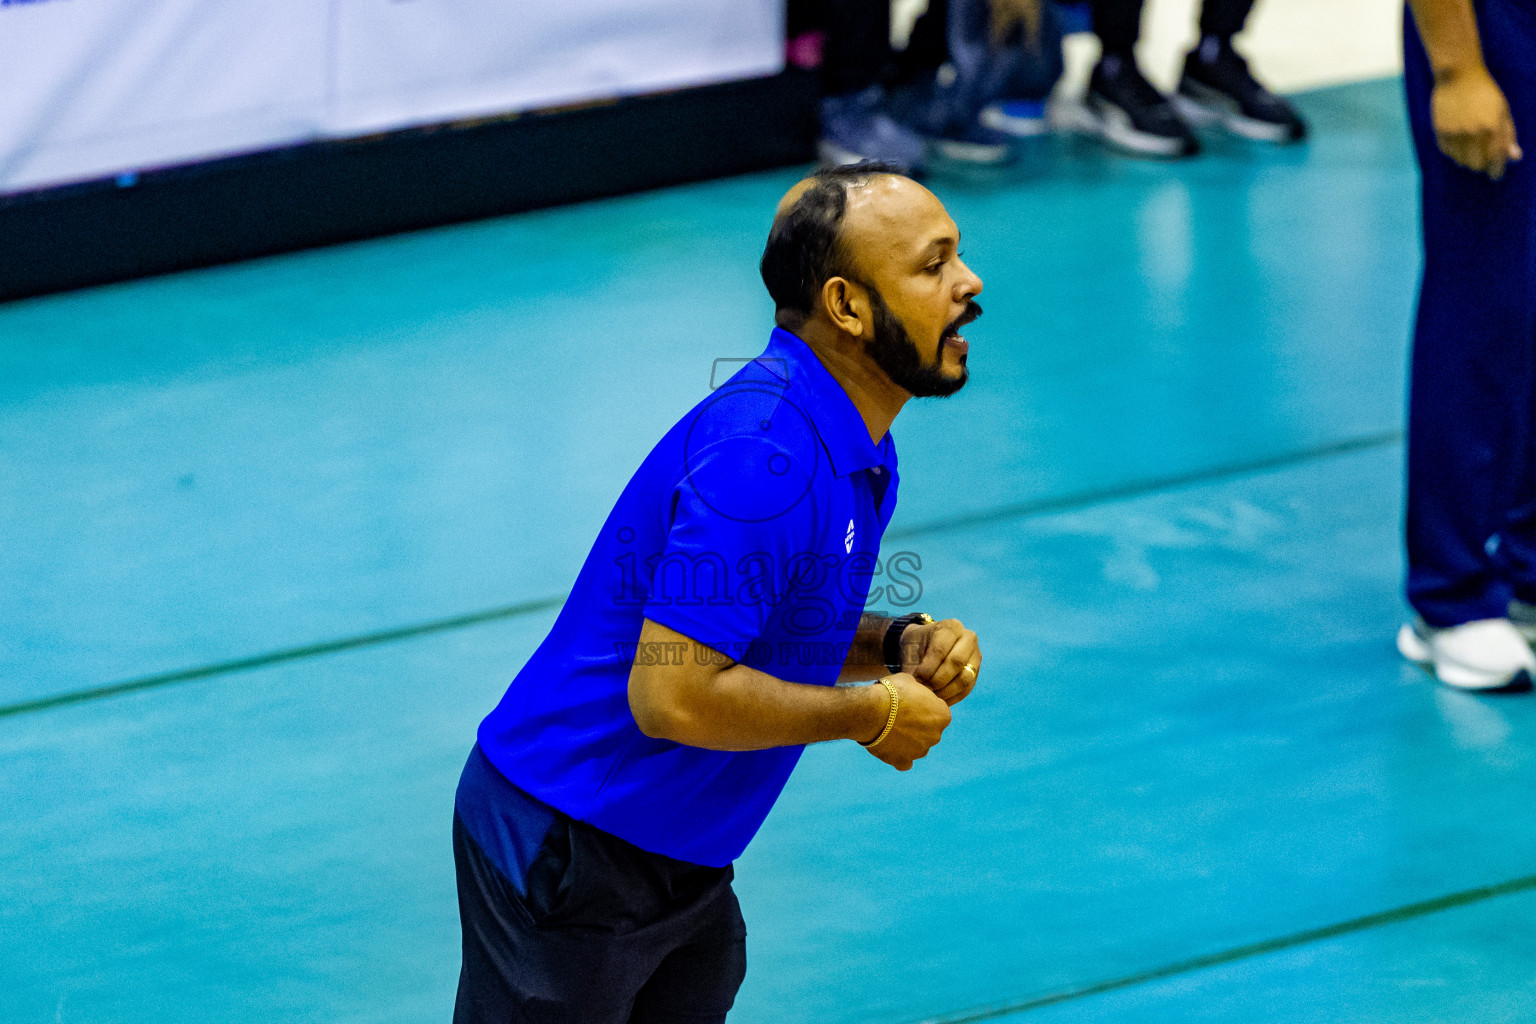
[865,286,979,398]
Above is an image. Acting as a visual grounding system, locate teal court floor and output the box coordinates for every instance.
[3,77,1535,1023]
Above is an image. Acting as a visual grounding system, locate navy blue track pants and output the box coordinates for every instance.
[1405,0,1536,625]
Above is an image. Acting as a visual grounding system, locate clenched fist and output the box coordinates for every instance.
[863,673,952,771]
[901,617,983,706]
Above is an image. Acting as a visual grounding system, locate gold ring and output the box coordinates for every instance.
[962,664,977,679]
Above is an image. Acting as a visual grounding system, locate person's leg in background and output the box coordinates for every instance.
[950,0,1066,149]
[1171,0,1308,142]
[1399,0,1536,691]
[1477,0,1536,638]
[1088,0,1140,59]
[1084,0,1201,157]
[1194,0,1251,44]
[980,0,1067,137]
[805,0,929,172]
[819,0,891,96]
[887,0,1050,164]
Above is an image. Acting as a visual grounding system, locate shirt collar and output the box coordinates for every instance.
[758,328,891,478]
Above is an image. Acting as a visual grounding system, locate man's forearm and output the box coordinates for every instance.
[1409,0,1487,80]
[634,659,888,750]
[629,619,890,750]
[838,612,897,682]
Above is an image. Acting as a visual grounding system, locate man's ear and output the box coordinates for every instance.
[821,277,868,339]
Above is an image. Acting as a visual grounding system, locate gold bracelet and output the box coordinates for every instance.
[860,677,900,748]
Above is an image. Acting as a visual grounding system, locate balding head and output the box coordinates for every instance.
[772,176,819,220]
[759,162,907,329]
[836,175,950,283]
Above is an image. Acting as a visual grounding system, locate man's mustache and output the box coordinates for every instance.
[944,301,983,336]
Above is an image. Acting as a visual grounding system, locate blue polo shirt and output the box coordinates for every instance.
[471,328,900,868]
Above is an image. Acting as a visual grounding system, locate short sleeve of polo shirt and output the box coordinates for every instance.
[642,424,820,660]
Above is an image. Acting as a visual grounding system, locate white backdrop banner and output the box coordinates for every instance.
[330,0,783,138]
[0,0,783,196]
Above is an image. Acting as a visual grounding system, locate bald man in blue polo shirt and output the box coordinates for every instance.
[453,163,987,1023]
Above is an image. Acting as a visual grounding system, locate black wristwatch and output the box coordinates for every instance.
[882,612,933,674]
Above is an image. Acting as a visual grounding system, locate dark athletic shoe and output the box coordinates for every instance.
[928,118,1016,165]
[818,87,928,174]
[1086,54,1200,159]
[1174,38,1308,143]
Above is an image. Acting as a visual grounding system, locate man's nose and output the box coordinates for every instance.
[955,258,983,299]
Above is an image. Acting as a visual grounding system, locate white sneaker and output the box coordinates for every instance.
[1397,617,1536,691]
[1507,599,1536,644]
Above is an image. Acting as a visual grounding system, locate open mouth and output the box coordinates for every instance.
[942,304,980,357]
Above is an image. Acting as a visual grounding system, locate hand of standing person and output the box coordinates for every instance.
[1433,66,1521,178]
[1410,0,1523,178]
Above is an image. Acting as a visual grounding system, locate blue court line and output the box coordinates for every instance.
[907,870,1536,1023]
[0,429,1402,721]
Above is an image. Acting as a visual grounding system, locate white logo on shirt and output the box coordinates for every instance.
[844,519,856,553]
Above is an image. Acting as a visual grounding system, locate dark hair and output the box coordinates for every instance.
[759,161,904,329]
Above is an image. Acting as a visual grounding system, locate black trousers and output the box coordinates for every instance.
[1089,0,1256,56]
[453,812,747,1024]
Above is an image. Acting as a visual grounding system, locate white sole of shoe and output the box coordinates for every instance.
[1171,91,1294,143]
[932,138,1013,165]
[1083,97,1190,158]
[1048,99,1096,134]
[815,139,862,167]
[1396,623,1534,691]
[1396,622,1431,664]
[979,106,1049,138]
[816,139,904,169]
